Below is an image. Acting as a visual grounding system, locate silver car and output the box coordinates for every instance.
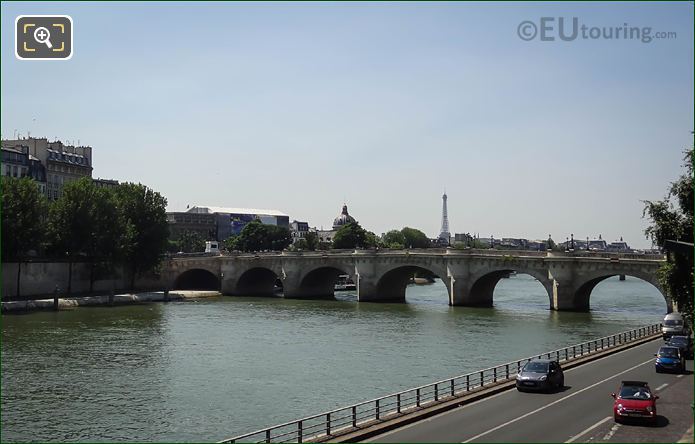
[516,359,564,392]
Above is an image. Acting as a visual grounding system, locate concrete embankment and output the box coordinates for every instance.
[1,290,220,313]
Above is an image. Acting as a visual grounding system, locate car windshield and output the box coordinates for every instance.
[619,386,652,400]
[523,362,548,373]
[659,347,680,357]
[665,320,683,326]
[668,337,688,346]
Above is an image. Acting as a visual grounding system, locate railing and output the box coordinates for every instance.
[170,249,664,260]
[220,324,662,443]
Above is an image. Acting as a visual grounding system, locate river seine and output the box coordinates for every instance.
[1,275,665,442]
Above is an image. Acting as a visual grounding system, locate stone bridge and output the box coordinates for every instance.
[158,249,669,312]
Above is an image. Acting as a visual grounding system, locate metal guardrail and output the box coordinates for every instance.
[220,324,662,443]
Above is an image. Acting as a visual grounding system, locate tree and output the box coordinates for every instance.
[383,230,406,249]
[268,225,292,251]
[643,146,694,325]
[364,231,384,249]
[176,230,205,253]
[115,182,169,290]
[332,222,368,249]
[1,177,48,299]
[291,238,309,251]
[48,178,123,293]
[233,220,292,252]
[223,235,239,252]
[304,231,318,251]
[401,227,431,249]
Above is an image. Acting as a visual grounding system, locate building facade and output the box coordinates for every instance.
[174,206,290,242]
[2,137,93,200]
[290,220,310,244]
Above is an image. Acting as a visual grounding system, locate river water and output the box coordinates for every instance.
[1,275,665,442]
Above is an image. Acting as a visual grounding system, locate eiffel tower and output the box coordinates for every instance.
[438,192,450,244]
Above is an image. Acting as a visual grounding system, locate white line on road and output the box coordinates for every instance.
[602,423,620,441]
[566,416,612,443]
[677,374,684,378]
[368,339,661,443]
[655,383,669,391]
[461,358,653,443]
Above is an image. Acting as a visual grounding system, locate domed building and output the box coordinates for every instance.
[332,204,356,230]
[317,204,359,243]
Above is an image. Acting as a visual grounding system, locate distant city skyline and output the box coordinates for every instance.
[2,2,693,248]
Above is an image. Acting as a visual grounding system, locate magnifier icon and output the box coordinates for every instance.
[33,26,53,49]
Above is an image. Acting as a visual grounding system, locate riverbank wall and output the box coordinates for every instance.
[2,261,164,300]
[1,290,220,313]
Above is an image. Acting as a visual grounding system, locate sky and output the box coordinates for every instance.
[1,2,693,248]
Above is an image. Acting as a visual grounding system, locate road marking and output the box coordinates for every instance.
[461,358,653,443]
[602,423,620,440]
[566,416,612,443]
[677,374,684,378]
[655,383,668,391]
[368,339,661,442]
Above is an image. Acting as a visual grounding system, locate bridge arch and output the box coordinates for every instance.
[466,268,553,308]
[375,264,449,303]
[291,266,355,299]
[572,271,670,313]
[174,268,220,291]
[236,267,280,296]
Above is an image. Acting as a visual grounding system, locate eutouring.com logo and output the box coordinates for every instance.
[517,17,677,43]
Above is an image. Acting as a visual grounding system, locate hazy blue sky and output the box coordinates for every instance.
[2,2,693,247]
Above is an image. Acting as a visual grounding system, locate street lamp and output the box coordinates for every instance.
[570,233,575,251]
[586,236,589,251]
[565,236,569,252]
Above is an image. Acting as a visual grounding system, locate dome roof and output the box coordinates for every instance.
[333,204,356,229]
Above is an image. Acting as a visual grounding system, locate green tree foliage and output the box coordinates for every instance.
[1,177,47,259]
[332,222,368,249]
[223,235,239,252]
[643,146,694,323]
[383,230,406,249]
[304,231,318,251]
[401,227,431,248]
[174,230,205,253]
[1,177,48,299]
[48,178,122,293]
[364,231,383,249]
[115,182,169,289]
[233,220,292,252]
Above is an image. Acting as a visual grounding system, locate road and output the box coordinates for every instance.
[366,338,693,443]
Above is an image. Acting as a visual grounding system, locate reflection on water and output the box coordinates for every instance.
[1,276,665,442]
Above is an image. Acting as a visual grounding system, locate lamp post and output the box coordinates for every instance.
[570,233,575,251]
[565,236,569,252]
[490,235,494,249]
[586,236,589,251]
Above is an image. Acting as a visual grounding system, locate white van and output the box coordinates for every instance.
[662,313,688,339]
[205,241,220,254]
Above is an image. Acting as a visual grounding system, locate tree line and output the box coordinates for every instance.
[1,176,168,296]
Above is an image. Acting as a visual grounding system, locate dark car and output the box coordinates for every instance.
[612,380,658,424]
[515,359,564,392]
[666,335,693,359]
[655,346,686,373]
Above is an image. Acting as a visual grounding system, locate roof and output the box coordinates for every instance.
[621,381,648,386]
[188,205,288,217]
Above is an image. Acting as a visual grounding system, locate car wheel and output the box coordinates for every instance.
[614,414,621,424]
[558,376,564,389]
[656,368,662,373]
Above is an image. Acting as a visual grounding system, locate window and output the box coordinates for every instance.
[13,166,18,177]
[4,165,10,176]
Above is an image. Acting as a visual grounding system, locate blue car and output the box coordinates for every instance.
[655,346,686,373]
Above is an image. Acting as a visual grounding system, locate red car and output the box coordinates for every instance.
[612,380,658,424]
